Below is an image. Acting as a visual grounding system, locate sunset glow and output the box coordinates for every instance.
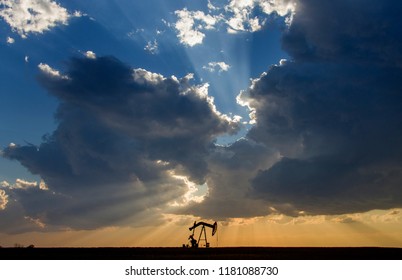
[1,0,402,248]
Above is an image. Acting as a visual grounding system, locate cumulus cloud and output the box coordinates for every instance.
[203,61,231,73]
[235,0,402,215]
[38,63,69,79]
[3,0,402,229]
[225,0,265,33]
[179,138,281,219]
[0,0,80,38]
[281,0,402,67]
[176,0,402,219]
[258,0,296,25]
[174,8,219,47]
[224,0,296,33]
[173,0,296,45]
[2,55,239,230]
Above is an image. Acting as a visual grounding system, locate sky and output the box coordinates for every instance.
[1,0,402,248]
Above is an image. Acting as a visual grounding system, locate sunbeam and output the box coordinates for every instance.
[1,0,402,250]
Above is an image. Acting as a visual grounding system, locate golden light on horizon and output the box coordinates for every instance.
[1,209,402,248]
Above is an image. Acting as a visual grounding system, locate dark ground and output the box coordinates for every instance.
[1,247,402,260]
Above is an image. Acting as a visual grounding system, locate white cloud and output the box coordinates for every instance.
[144,39,159,54]
[249,17,262,32]
[132,68,165,85]
[8,142,17,148]
[0,189,8,210]
[84,50,96,59]
[0,181,10,188]
[259,0,297,18]
[39,180,49,191]
[225,0,256,33]
[225,0,296,33]
[203,61,231,73]
[38,63,69,79]
[13,179,38,189]
[173,0,297,44]
[25,55,29,62]
[6,36,14,44]
[0,0,80,38]
[1,177,49,191]
[174,8,219,47]
[72,10,82,17]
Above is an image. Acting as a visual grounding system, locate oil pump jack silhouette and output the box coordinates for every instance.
[187,221,217,248]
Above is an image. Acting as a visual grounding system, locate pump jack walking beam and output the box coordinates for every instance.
[188,221,217,247]
[189,221,217,234]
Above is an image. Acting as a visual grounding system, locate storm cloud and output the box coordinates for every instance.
[3,0,402,231]
[181,0,402,218]
[2,56,238,230]
[240,0,402,215]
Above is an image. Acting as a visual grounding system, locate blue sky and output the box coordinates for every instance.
[1,0,402,244]
[0,0,287,183]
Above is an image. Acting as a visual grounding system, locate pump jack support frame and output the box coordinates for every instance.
[189,221,217,248]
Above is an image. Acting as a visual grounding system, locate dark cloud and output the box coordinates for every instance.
[3,0,402,230]
[242,0,402,215]
[2,56,238,230]
[148,0,402,219]
[178,138,280,219]
[282,0,402,67]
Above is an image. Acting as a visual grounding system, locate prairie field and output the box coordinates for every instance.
[1,247,402,260]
